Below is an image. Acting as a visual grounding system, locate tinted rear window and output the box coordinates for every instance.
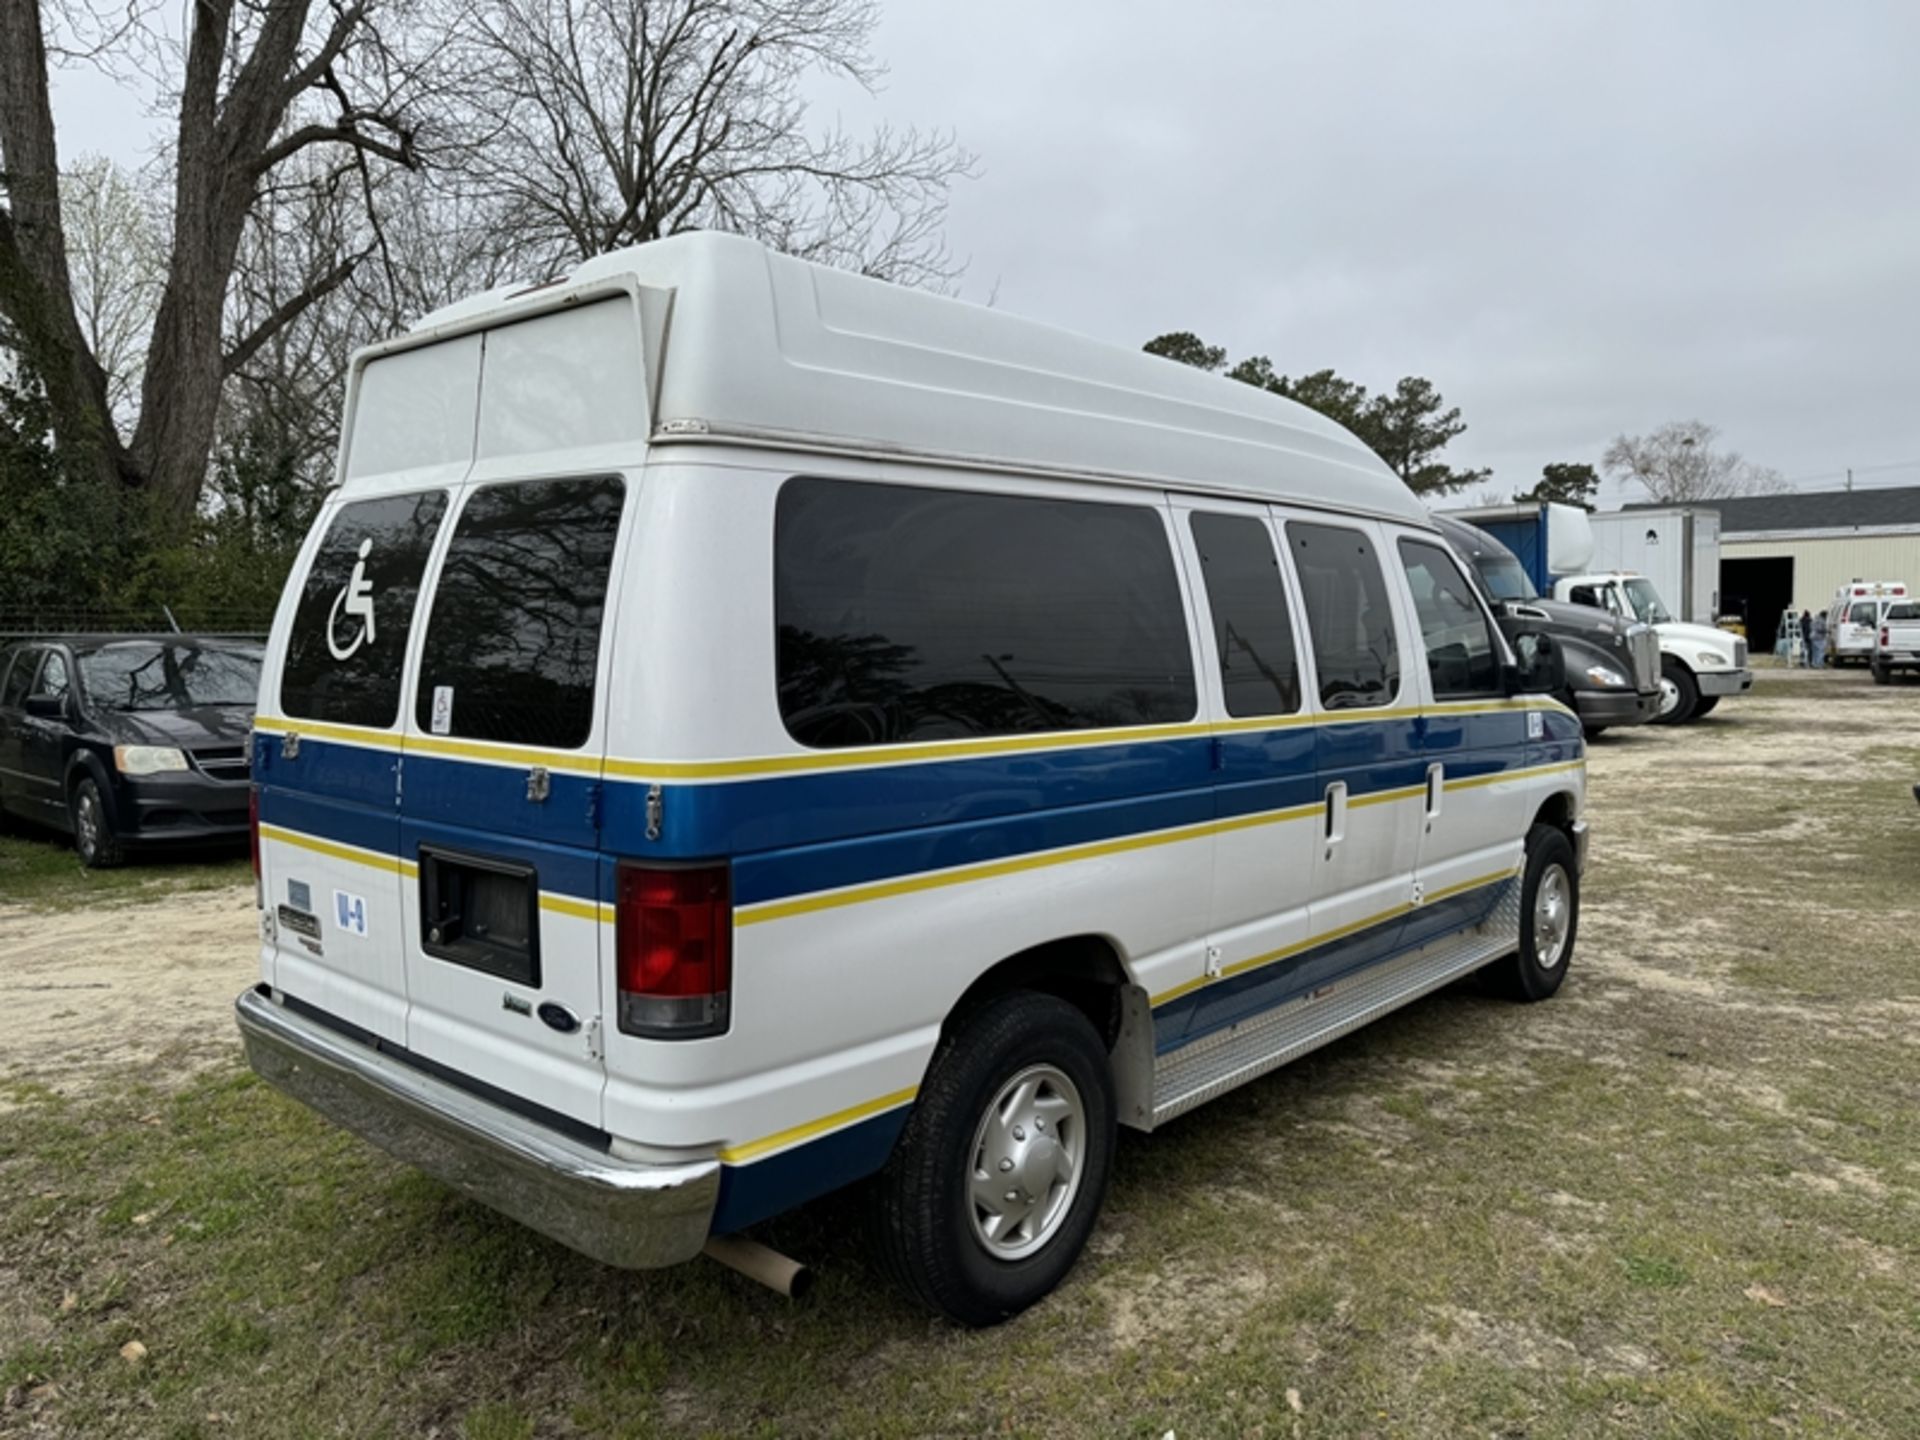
[1189,511,1301,718]
[1288,522,1402,711]
[414,476,625,749]
[282,492,449,728]
[776,479,1196,748]
[1887,603,1918,621]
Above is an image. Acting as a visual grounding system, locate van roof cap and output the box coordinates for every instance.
[404,233,1426,525]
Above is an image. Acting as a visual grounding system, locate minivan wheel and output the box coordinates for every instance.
[71,778,124,869]
[1871,663,1890,685]
[1484,824,1578,1003]
[874,991,1115,1327]
[1653,660,1697,725]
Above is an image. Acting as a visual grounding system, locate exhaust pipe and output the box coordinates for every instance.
[703,1236,813,1299]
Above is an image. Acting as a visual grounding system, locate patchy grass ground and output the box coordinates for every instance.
[3,669,1918,1438]
[0,825,246,913]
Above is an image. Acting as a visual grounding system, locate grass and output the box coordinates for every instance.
[0,824,247,911]
[3,670,1918,1437]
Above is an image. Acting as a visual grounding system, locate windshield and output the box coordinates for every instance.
[79,642,262,712]
[1470,550,1538,601]
[1621,578,1673,625]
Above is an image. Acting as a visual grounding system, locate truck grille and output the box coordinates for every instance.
[191,745,251,782]
[1628,626,1660,690]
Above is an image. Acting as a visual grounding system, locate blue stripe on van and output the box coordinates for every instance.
[253,708,1580,909]
[710,1105,910,1234]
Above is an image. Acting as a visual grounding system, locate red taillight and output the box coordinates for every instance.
[615,862,731,1038]
[1882,627,1892,647]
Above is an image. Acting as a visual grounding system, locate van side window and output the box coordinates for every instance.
[1288,522,1401,711]
[2,648,39,710]
[1189,512,1301,717]
[38,651,69,700]
[1398,540,1502,700]
[776,478,1196,748]
[413,476,625,750]
[281,492,449,728]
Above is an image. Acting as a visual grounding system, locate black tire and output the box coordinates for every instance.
[1484,824,1578,1003]
[70,777,124,869]
[1693,695,1720,717]
[1654,659,1698,725]
[1582,725,1607,742]
[1871,663,1890,685]
[874,991,1116,1327]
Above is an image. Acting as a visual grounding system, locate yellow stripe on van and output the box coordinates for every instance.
[719,1085,920,1164]
[537,893,618,923]
[259,823,416,877]
[252,694,1579,787]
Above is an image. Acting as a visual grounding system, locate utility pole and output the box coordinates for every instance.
[1847,468,1853,492]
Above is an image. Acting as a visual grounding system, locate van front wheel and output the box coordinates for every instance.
[874,991,1115,1327]
[1485,824,1578,1003]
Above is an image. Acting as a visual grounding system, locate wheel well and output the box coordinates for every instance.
[1532,790,1575,838]
[942,935,1131,1051]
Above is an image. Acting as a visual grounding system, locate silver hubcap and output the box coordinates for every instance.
[1533,863,1572,970]
[1657,677,1680,716]
[968,1064,1086,1260]
[77,793,100,854]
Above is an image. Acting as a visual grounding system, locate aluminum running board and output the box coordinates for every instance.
[1150,881,1523,1126]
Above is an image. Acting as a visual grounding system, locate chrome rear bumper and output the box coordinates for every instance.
[235,988,719,1269]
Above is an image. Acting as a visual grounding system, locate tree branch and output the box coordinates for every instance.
[221,245,371,378]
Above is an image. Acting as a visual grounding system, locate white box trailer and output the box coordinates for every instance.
[1587,509,1722,625]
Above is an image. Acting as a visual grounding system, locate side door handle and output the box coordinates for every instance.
[1323,781,1347,855]
[1426,762,1444,820]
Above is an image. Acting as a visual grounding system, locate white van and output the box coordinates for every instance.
[236,233,1588,1325]
[1827,581,1910,666]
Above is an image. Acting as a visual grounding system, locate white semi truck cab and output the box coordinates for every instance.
[1552,571,1751,724]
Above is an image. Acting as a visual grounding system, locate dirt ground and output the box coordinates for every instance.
[2,664,1918,1439]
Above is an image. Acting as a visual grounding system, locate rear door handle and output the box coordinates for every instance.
[1427,763,1444,818]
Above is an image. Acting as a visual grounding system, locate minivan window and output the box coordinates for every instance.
[79,642,260,712]
[1288,522,1401,711]
[2,648,40,709]
[38,651,69,700]
[414,476,625,750]
[281,491,449,728]
[1399,540,1502,700]
[776,479,1196,748]
[1189,512,1301,718]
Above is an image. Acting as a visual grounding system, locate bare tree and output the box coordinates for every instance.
[0,0,426,519]
[60,154,166,419]
[1602,421,1788,504]
[435,0,974,287]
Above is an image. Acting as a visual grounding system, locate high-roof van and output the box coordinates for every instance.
[236,233,1588,1325]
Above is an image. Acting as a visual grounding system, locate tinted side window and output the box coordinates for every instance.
[1288,522,1401,711]
[39,651,69,700]
[1189,512,1300,718]
[2,648,39,709]
[776,479,1196,748]
[1399,540,1502,700]
[282,492,449,728]
[414,476,625,750]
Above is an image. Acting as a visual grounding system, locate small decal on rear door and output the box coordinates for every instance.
[287,878,312,912]
[1527,711,1544,740]
[430,685,454,734]
[332,889,370,939]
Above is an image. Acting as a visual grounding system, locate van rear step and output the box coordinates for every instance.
[1151,882,1525,1125]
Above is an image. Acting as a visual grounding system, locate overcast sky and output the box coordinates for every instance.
[50,1,1920,507]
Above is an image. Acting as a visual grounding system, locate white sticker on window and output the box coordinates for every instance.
[1527,711,1545,740]
[430,685,453,734]
[332,889,369,939]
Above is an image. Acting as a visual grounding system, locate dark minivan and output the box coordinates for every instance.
[0,635,263,866]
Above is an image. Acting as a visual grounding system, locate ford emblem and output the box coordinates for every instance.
[537,1001,581,1034]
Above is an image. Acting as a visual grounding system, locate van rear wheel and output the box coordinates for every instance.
[874,991,1115,1327]
[1484,824,1578,1003]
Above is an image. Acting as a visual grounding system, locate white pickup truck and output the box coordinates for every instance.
[1871,602,1920,684]
[1553,571,1752,724]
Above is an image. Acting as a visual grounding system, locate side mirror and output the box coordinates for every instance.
[24,693,66,720]
[1508,633,1565,696]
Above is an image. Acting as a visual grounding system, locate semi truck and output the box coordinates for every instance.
[1440,501,1751,724]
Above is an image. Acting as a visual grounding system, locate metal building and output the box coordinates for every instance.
[1701,486,1920,647]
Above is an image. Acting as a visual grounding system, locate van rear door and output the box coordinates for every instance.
[393,298,648,1128]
